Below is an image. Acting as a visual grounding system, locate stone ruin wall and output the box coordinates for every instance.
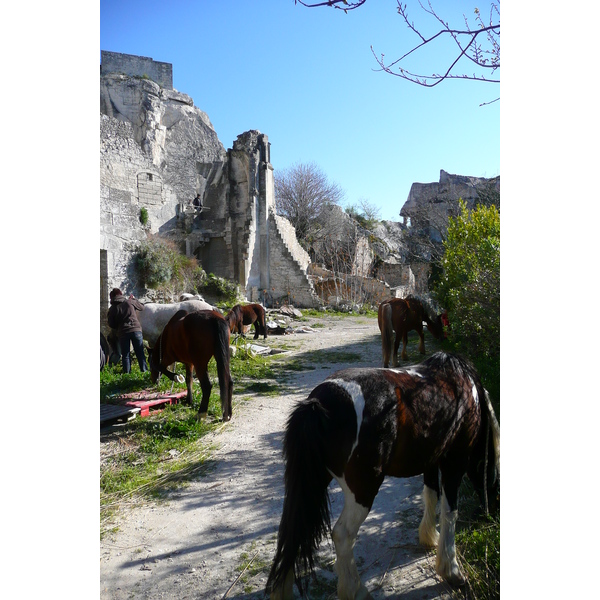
[100,52,493,319]
[268,212,319,307]
[101,50,173,89]
[100,52,320,323]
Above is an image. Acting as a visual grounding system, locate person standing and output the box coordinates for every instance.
[192,193,202,211]
[107,288,147,373]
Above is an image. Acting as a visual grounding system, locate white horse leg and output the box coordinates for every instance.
[269,568,294,600]
[418,484,440,547]
[436,490,465,586]
[332,481,372,600]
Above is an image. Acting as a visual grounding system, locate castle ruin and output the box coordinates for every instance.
[100,51,499,330]
[100,51,319,330]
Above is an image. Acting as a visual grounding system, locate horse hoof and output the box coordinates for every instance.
[446,572,466,588]
[196,412,208,421]
[355,584,374,600]
[438,564,466,588]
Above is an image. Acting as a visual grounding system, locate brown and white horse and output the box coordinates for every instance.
[266,352,500,599]
[226,303,268,340]
[148,309,233,421]
[139,299,215,349]
[378,295,445,366]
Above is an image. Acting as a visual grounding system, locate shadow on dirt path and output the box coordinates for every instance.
[100,315,454,599]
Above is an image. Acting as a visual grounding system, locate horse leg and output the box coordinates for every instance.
[419,468,440,547]
[253,317,259,340]
[417,326,426,354]
[436,468,466,587]
[332,481,373,600]
[185,365,194,406]
[196,368,212,420]
[392,330,401,367]
[160,368,185,384]
[401,332,409,361]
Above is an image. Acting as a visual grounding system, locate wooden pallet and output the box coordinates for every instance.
[101,390,188,425]
[100,403,141,426]
[120,395,182,417]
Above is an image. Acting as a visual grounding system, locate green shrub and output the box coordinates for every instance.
[434,199,500,600]
[199,273,242,305]
[434,200,500,408]
[135,236,205,293]
[139,207,149,226]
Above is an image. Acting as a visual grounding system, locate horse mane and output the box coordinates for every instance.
[225,304,243,326]
[406,294,439,323]
[426,352,500,504]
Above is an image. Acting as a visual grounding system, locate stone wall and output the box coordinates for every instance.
[101,51,173,89]
[268,211,320,307]
[100,54,322,312]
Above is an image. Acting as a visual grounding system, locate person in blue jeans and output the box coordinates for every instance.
[107,288,147,373]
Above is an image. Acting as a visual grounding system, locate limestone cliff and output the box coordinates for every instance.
[100,52,320,316]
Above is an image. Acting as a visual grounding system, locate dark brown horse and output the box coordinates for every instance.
[378,295,444,366]
[148,309,233,421]
[226,303,268,340]
[266,352,500,599]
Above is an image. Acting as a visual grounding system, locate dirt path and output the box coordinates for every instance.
[100,315,453,599]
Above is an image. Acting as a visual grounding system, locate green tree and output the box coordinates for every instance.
[435,200,500,402]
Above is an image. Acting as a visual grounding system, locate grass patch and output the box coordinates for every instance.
[453,480,500,600]
[308,350,362,364]
[100,346,286,530]
[233,543,273,594]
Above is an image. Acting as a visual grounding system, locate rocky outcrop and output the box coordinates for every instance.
[100,52,321,314]
[400,169,500,242]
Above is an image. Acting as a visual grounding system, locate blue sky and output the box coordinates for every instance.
[100,0,500,221]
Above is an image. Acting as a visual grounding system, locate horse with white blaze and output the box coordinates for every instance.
[266,351,500,600]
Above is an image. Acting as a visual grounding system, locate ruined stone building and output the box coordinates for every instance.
[100,52,499,326]
[392,169,500,294]
[100,51,319,328]
[400,169,500,243]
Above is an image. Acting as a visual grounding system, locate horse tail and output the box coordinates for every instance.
[213,317,233,420]
[483,389,500,481]
[379,302,394,367]
[258,305,267,337]
[266,398,333,596]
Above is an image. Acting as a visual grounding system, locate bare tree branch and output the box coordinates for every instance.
[298,0,500,94]
[274,162,345,249]
[296,0,367,11]
[373,1,500,87]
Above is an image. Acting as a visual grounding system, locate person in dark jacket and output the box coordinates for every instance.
[107,288,147,373]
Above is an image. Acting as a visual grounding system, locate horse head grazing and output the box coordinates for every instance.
[426,313,445,341]
[267,351,500,599]
[225,305,244,335]
[147,344,161,384]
